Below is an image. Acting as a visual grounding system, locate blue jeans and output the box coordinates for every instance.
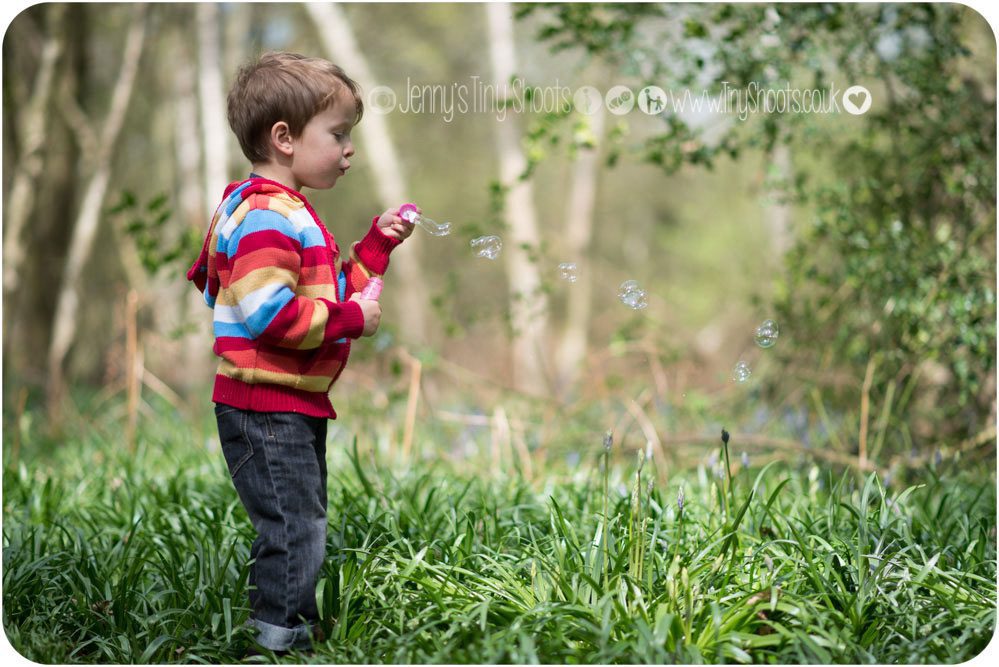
[215,404,328,651]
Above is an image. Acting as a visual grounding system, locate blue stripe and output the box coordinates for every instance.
[335,271,347,343]
[224,210,299,256]
[214,321,253,339]
[224,182,254,216]
[243,286,296,337]
[299,226,327,249]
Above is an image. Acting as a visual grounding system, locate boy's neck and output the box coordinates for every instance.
[250,163,301,192]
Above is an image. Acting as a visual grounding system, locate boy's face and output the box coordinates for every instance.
[289,90,357,190]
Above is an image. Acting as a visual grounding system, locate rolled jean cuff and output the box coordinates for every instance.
[248,618,315,651]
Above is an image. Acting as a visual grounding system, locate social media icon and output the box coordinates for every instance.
[605,85,635,115]
[573,86,603,115]
[368,85,397,114]
[843,85,872,115]
[638,86,667,115]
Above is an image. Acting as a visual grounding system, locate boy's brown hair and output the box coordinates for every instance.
[227,51,364,163]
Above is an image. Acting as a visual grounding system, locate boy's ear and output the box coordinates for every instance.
[269,121,294,157]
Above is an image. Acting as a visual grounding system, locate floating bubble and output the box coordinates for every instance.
[558,262,579,283]
[618,280,648,309]
[471,235,502,259]
[618,280,639,297]
[624,290,648,309]
[754,319,780,348]
[732,361,752,383]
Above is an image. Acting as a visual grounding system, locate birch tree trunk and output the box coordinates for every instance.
[46,6,148,416]
[487,2,551,394]
[173,29,205,229]
[3,5,64,302]
[174,19,215,393]
[197,3,229,205]
[304,2,429,343]
[223,3,254,178]
[556,104,606,394]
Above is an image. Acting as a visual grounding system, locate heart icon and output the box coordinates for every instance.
[843,85,872,115]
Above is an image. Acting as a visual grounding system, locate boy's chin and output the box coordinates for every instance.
[303,176,341,190]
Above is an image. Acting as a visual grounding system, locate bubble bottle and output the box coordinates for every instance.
[360,277,383,300]
[399,203,451,236]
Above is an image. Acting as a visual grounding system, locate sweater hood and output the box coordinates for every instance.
[186,177,315,301]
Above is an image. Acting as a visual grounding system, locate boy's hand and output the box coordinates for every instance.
[350,293,381,336]
[376,206,417,241]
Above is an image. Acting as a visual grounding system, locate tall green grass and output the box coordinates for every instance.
[3,400,995,663]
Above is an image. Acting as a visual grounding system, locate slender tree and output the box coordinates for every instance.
[46,5,148,418]
[305,2,430,344]
[3,4,65,332]
[197,3,229,207]
[556,103,606,393]
[487,2,552,393]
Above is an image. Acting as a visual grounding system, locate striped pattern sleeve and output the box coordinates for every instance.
[340,218,402,297]
[217,209,365,348]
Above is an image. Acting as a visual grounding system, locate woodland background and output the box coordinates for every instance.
[2,2,996,471]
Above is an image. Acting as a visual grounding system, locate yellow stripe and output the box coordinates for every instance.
[218,361,332,392]
[349,243,375,278]
[226,267,297,302]
[298,300,328,350]
[296,284,335,300]
[266,193,306,215]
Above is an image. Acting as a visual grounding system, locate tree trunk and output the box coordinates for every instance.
[46,6,148,418]
[174,18,215,394]
[556,103,606,394]
[197,3,229,205]
[304,2,429,344]
[486,2,551,394]
[3,5,64,312]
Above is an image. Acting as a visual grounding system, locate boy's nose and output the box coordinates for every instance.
[343,141,355,158]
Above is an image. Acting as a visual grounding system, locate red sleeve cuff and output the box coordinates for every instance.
[321,299,366,340]
[354,218,402,276]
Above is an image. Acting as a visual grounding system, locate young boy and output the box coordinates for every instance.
[187,51,414,654]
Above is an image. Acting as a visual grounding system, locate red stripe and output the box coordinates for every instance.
[300,247,331,268]
[219,342,347,377]
[261,297,303,343]
[233,229,301,256]
[214,337,255,353]
[299,263,334,286]
[229,246,300,284]
[282,299,316,344]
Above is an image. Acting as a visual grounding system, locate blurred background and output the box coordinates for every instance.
[3,2,995,477]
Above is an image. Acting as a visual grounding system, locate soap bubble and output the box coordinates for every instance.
[732,361,752,383]
[618,280,639,295]
[754,319,780,348]
[471,235,502,259]
[618,280,648,309]
[558,262,579,283]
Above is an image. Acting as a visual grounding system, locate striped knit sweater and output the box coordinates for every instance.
[187,176,400,418]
